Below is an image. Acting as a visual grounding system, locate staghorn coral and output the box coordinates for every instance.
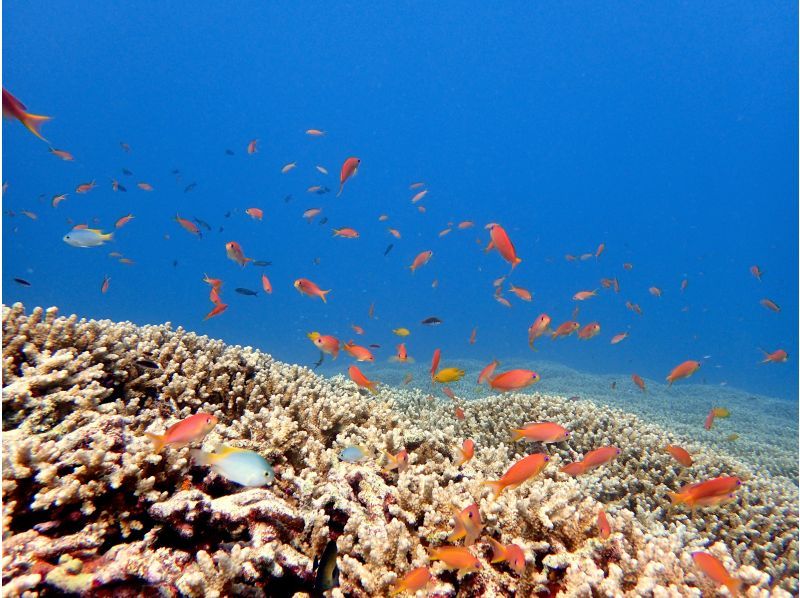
[2,303,797,596]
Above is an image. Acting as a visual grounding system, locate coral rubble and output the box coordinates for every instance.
[2,304,797,596]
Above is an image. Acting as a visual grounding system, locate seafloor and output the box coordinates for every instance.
[1,303,797,596]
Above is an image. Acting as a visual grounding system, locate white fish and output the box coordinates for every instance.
[315,165,328,175]
[63,228,113,248]
[281,162,297,174]
[190,446,274,487]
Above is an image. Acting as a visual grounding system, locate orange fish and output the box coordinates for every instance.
[247,139,258,154]
[303,208,322,222]
[560,447,621,476]
[528,314,551,349]
[669,477,742,512]
[409,250,433,272]
[388,228,401,239]
[430,348,441,380]
[343,342,375,362]
[137,182,153,191]
[203,303,228,320]
[482,453,549,498]
[439,228,452,238]
[349,365,377,394]
[428,546,481,575]
[351,324,364,335]
[469,327,477,344]
[704,409,716,430]
[631,374,646,392]
[625,301,643,315]
[175,215,201,236]
[411,189,428,203]
[49,147,74,161]
[577,322,601,340]
[383,449,409,473]
[76,181,96,194]
[486,223,522,268]
[51,193,68,208]
[390,567,432,596]
[455,406,465,420]
[305,129,325,136]
[597,510,611,539]
[487,538,526,575]
[337,156,360,196]
[2,88,50,141]
[760,348,788,363]
[333,227,359,239]
[261,274,272,294]
[245,207,263,220]
[100,275,111,294]
[226,241,253,266]
[447,502,483,545]
[648,286,662,297]
[595,243,605,259]
[666,360,701,385]
[760,298,780,312]
[477,360,499,385]
[145,412,218,453]
[209,286,223,306]
[749,265,762,281]
[115,214,134,229]
[508,284,532,301]
[307,332,339,358]
[458,221,474,229]
[494,294,512,308]
[511,422,569,444]
[203,274,223,290]
[691,552,741,597]
[390,343,413,363]
[573,290,597,301]
[488,369,539,392]
[20,210,37,220]
[610,332,628,344]
[665,445,692,467]
[551,321,580,340]
[456,439,474,467]
[293,278,330,301]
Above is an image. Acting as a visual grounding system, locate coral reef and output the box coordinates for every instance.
[2,303,797,596]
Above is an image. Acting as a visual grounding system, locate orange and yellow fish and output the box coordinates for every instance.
[488,369,539,392]
[294,278,330,301]
[666,360,701,385]
[390,567,432,596]
[226,241,253,266]
[2,88,50,141]
[665,445,693,467]
[349,365,377,394]
[455,439,474,467]
[551,321,580,340]
[511,422,569,443]
[691,552,742,597]
[307,332,339,358]
[482,453,549,498]
[383,449,409,473]
[447,502,483,546]
[428,546,481,575]
[486,223,522,268]
[528,314,551,349]
[146,412,218,453]
[487,538,526,575]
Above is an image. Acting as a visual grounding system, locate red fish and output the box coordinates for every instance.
[137,182,153,191]
[204,303,228,320]
[226,241,253,266]
[49,148,74,161]
[261,274,272,294]
[666,360,701,385]
[2,88,50,141]
[595,243,605,259]
[511,422,569,443]
[390,567,432,596]
[469,327,477,344]
[760,298,780,312]
[145,412,218,453]
[245,207,263,220]
[456,439,474,467]
[631,373,646,392]
[409,250,433,273]
[477,360,499,385]
[749,265,762,281]
[760,348,788,363]
[665,445,692,467]
[430,348,441,380]
[337,157,360,196]
[294,278,330,302]
[597,510,611,539]
[175,215,201,236]
[115,214,134,229]
[100,275,111,294]
[551,321,580,340]
[486,223,522,268]
[577,322,600,340]
[488,369,539,392]
[247,139,258,154]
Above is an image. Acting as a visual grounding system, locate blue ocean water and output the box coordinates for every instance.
[3,2,797,401]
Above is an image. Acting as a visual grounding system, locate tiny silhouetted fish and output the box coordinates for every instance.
[173,260,178,267]
[318,217,328,226]
[252,260,272,267]
[171,169,180,175]
[122,168,133,175]
[283,194,293,203]
[118,184,127,192]
[313,257,321,265]
[224,211,231,218]
[218,226,224,233]
[194,218,211,231]
[384,244,394,256]
[135,359,160,370]
[369,344,381,349]
[184,182,197,193]
[313,352,324,369]
[313,541,340,593]
[568,396,580,402]
[313,186,330,195]
[13,278,31,286]
[225,149,234,155]
[235,288,258,296]
[421,317,442,325]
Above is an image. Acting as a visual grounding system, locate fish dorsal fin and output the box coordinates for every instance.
[216,445,246,456]
[86,228,104,235]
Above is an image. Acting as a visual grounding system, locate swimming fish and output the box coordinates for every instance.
[384,243,394,256]
[487,538,526,575]
[333,227,359,239]
[573,290,597,301]
[247,139,258,154]
[226,241,253,266]
[383,449,409,473]
[51,193,68,207]
[101,275,111,294]
[421,316,442,325]
[235,288,258,296]
[409,250,433,273]
[488,369,539,392]
[115,214,134,229]
[343,342,375,362]
[146,412,218,453]
[649,286,662,297]
[665,445,693,467]
[349,365,377,394]
[245,207,263,220]
[134,358,160,369]
[338,445,370,463]
[307,332,340,358]
[175,215,201,236]
[560,446,621,476]
[428,546,481,575]
[2,88,50,141]
[392,328,410,337]
[468,327,477,344]
[76,181,97,193]
[749,265,762,281]
[577,322,601,340]
[631,373,646,392]
[190,445,274,486]
[759,298,780,312]
[477,360,499,385]
[306,129,326,136]
[337,157,360,196]
[528,314,551,349]
[390,567,432,596]
[261,274,272,294]
[669,477,742,511]
[433,367,465,384]
[691,552,741,597]
[455,439,475,467]
[666,360,701,385]
[13,277,31,286]
[281,162,296,174]
[485,223,522,268]
[511,422,569,443]
[49,147,74,161]
[313,540,340,593]
[760,348,788,363]
[411,189,428,203]
[63,228,113,248]
[597,510,611,540]
[252,260,272,267]
[482,453,550,498]
[551,321,580,340]
[203,303,228,320]
[390,343,414,363]
[447,503,483,546]
[294,278,330,302]
[610,332,629,344]
[430,348,441,380]
[508,284,532,301]
[137,182,153,191]
[184,182,197,193]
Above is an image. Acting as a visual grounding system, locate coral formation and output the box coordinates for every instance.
[2,303,797,596]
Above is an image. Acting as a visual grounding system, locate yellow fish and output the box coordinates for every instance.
[433,367,465,384]
[392,328,411,337]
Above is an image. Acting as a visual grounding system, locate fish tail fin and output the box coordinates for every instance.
[145,433,166,453]
[667,492,683,506]
[512,257,522,268]
[21,111,51,141]
[320,289,331,303]
[102,232,114,241]
[367,382,378,395]
[481,480,505,499]
[337,183,343,197]
[189,449,214,466]
[727,580,742,597]
[510,429,525,442]
[487,537,506,563]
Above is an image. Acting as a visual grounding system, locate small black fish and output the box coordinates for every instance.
[283,194,293,203]
[13,277,31,286]
[610,381,617,390]
[118,184,128,192]
[369,344,381,349]
[172,260,178,267]
[218,226,224,233]
[194,218,211,231]
[313,186,330,195]
[252,260,272,267]
[225,149,235,155]
[235,288,258,296]
[171,169,181,175]
[421,317,442,325]
[313,257,321,266]
[313,541,340,593]
[184,182,197,193]
[384,243,394,256]
[224,211,231,218]
[122,168,133,175]
[313,352,324,369]
[567,396,580,402]
[134,359,160,369]
[318,217,329,226]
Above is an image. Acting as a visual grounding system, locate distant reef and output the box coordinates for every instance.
[2,303,797,596]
